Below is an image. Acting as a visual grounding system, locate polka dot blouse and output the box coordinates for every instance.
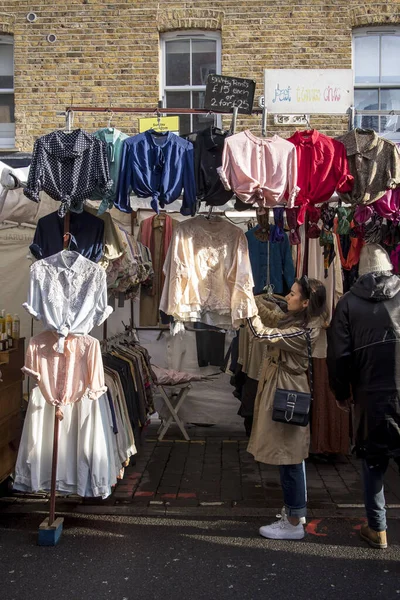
[24,129,113,217]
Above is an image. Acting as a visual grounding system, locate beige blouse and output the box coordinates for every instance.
[22,330,107,407]
[337,129,400,205]
[160,215,257,331]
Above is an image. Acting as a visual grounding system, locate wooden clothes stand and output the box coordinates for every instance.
[38,212,70,546]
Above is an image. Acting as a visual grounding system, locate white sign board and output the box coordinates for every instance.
[264,69,353,115]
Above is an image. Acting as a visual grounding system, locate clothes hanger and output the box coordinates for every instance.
[62,232,73,251]
[106,109,115,132]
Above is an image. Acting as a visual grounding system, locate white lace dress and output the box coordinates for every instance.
[160,215,257,331]
[14,387,121,498]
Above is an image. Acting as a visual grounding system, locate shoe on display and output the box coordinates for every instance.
[278,505,306,526]
[259,514,305,540]
[360,524,387,549]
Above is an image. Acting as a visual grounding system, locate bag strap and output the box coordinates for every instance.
[305,329,314,401]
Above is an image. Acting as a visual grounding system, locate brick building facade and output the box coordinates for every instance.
[0,1,399,151]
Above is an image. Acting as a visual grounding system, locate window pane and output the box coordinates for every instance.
[165,90,190,108]
[165,40,190,86]
[381,37,400,83]
[354,88,379,131]
[0,43,13,88]
[354,36,380,83]
[355,114,379,132]
[192,91,215,132]
[354,88,379,110]
[192,39,217,85]
[381,114,400,134]
[165,91,190,134]
[381,88,400,111]
[0,93,15,123]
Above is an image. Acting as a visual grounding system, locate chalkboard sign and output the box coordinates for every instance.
[204,74,256,115]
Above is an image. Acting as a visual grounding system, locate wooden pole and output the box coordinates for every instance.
[48,212,70,526]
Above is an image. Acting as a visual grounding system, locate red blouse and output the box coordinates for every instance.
[288,130,354,224]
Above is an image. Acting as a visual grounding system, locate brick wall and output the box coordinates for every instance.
[0,0,399,151]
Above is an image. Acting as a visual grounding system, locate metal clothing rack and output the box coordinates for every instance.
[100,322,138,350]
[62,103,265,135]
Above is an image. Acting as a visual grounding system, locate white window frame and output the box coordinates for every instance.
[0,34,15,149]
[353,27,400,141]
[159,30,222,133]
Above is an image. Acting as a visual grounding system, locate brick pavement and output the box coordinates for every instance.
[106,421,400,512]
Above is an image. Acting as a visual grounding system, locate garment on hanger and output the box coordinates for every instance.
[137,213,176,326]
[23,331,107,407]
[106,226,153,306]
[336,206,353,235]
[160,215,257,332]
[336,129,400,205]
[306,236,349,456]
[286,207,301,245]
[24,250,113,352]
[288,129,353,225]
[115,130,197,216]
[245,225,295,295]
[84,204,125,266]
[91,127,129,214]
[102,341,155,443]
[104,370,137,462]
[30,209,104,262]
[24,129,112,217]
[183,126,233,206]
[218,130,299,208]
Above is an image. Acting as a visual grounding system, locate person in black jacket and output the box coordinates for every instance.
[327,243,400,550]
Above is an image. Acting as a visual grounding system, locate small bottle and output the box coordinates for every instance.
[12,314,20,340]
[5,313,13,338]
[0,335,4,351]
[3,333,9,350]
[0,310,5,334]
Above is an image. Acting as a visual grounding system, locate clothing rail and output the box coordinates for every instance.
[63,104,262,134]
[100,326,138,349]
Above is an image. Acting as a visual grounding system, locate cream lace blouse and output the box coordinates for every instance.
[159,216,257,331]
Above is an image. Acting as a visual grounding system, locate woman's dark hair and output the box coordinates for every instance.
[279,276,328,328]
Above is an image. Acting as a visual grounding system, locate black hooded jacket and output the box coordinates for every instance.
[327,272,400,459]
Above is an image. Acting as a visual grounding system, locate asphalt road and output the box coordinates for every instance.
[0,512,399,600]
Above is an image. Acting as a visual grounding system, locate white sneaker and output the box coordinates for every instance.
[278,505,306,525]
[259,514,305,540]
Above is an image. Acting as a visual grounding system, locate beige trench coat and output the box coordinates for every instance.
[247,308,322,465]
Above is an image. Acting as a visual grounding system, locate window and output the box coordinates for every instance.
[160,31,221,135]
[353,28,400,139]
[0,35,15,148]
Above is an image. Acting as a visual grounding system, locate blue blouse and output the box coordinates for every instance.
[245,226,295,295]
[115,130,197,216]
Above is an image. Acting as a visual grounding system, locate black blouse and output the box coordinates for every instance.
[184,126,233,207]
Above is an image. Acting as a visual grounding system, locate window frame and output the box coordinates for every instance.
[0,34,15,149]
[353,27,400,140]
[159,30,222,134]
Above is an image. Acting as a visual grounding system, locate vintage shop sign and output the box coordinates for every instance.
[139,116,180,135]
[264,69,354,114]
[204,74,256,115]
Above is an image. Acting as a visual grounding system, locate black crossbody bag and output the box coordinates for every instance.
[272,329,313,427]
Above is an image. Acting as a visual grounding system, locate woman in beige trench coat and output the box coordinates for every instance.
[247,276,327,540]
